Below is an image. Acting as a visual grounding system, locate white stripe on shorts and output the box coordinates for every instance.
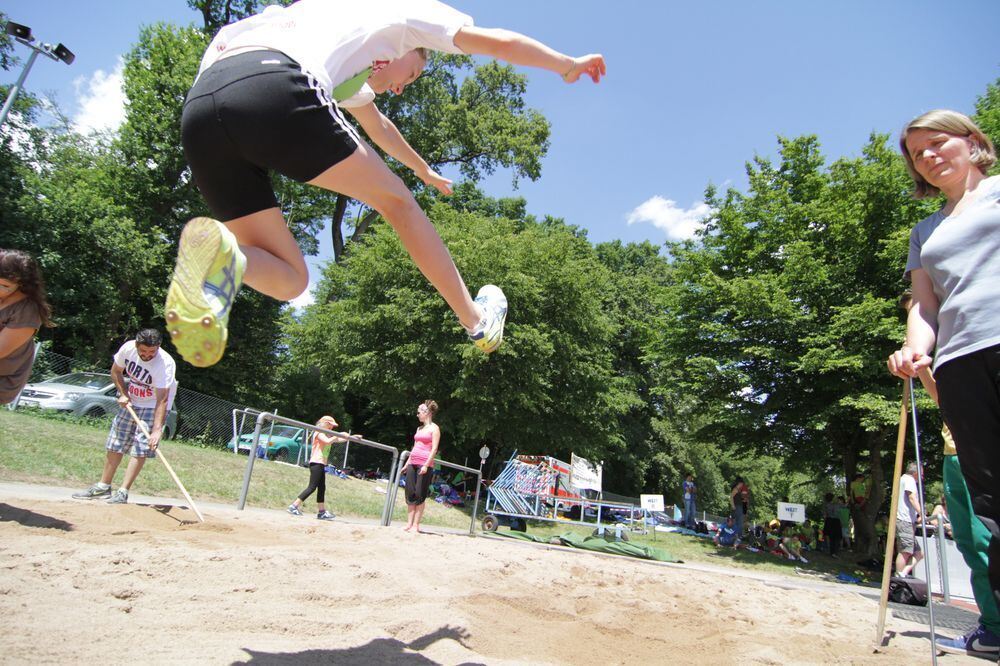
[304,70,361,146]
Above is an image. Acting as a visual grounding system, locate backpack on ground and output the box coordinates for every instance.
[888,576,928,606]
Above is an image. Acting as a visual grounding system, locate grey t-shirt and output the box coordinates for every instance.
[905,175,1000,370]
[0,297,42,403]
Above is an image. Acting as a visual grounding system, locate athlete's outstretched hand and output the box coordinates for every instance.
[420,168,453,196]
[562,54,606,84]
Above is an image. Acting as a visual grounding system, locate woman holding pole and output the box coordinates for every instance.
[887,109,1000,658]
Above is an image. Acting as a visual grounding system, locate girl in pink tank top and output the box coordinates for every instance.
[404,399,440,533]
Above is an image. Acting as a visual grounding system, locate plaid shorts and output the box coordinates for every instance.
[106,406,157,458]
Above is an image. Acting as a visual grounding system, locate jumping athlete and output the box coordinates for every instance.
[166,0,606,366]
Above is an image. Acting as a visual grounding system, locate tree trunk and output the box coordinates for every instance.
[853,429,888,558]
[349,209,380,246]
[98,282,131,364]
[331,194,348,263]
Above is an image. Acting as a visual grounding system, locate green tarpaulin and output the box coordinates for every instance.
[494,530,680,563]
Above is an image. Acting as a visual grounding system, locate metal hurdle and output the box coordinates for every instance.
[231,408,270,457]
[236,412,399,526]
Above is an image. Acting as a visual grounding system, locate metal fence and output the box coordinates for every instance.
[387,450,484,535]
[13,347,257,446]
[236,412,401,520]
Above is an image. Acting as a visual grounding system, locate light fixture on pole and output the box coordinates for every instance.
[0,20,75,128]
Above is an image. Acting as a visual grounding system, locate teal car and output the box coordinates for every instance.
[227,425,308,463]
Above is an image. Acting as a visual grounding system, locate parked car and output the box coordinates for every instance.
[16,372,178,439]
[228,425,307,463]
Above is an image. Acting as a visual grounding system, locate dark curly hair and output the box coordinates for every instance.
[0,249,54,327]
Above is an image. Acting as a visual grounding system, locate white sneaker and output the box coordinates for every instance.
[467,285,507,353]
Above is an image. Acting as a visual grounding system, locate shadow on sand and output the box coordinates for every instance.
[0,502,74,531]
[232,625,481,665]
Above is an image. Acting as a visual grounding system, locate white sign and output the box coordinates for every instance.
[640,494,664,512]
[570,453,602,492]
[777,502,806,524]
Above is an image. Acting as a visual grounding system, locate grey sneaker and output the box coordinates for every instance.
[72,484,111,500]
[468,285,507,353]
[106,489,128,504]
[317,510,335,521]
[287,504,303,516]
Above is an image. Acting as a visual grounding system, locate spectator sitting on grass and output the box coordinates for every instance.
[783,524,809,563]
[765,520,793,559]
[798,519,817,550]
[714,515,741,549]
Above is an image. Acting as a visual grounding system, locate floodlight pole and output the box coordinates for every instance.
[0,47,40,128]
[0,30,74,129]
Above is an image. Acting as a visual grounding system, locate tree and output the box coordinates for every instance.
[330,54,551,263]
[592,240,677,494]
[652,133,941,552]
[0,12,16,71]
[186,0,291,35]
[285,196,636,484]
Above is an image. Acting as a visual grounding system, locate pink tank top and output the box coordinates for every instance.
[410,428,434,466]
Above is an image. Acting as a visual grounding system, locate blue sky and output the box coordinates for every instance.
[4,1,999,303]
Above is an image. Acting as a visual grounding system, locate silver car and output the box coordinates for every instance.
[16,372,178,439]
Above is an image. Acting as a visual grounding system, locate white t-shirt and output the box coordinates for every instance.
[197,0,473,100]
[896,473,918,524]
[113,341,176,409]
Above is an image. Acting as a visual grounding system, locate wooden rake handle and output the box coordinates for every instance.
[124,403,205,523]
[873,379,909,649]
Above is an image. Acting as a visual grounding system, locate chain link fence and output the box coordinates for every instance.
[12,347,258,448]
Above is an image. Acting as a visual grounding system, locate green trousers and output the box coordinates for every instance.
[944,454,1000,633]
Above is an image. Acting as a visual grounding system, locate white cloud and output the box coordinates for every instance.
[289,282,317,310]
[626,195,714,241]
[72,57,126,135]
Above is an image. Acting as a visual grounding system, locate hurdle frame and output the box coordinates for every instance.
[236,412,399,526]
[385,451,485,534]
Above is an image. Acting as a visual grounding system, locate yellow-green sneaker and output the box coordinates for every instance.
[468,285,507,353]
[164,217,246,367]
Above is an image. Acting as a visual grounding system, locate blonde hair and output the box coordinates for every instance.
[422,399,438,417]
[315,415,338,429]
[899,109,996,199]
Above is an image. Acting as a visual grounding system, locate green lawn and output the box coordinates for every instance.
[497,519,880,582]
[0,408,474,530]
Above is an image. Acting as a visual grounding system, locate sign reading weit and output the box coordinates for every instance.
[777,502,806,524]
[640,494,664,512]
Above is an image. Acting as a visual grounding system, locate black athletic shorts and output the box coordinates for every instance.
[181,49,359,222]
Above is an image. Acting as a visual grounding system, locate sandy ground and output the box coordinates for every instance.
[0,482,976,665]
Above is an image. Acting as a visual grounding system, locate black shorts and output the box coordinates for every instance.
[181,50,359,221]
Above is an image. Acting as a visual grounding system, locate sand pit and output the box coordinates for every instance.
[0,486,967,665]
